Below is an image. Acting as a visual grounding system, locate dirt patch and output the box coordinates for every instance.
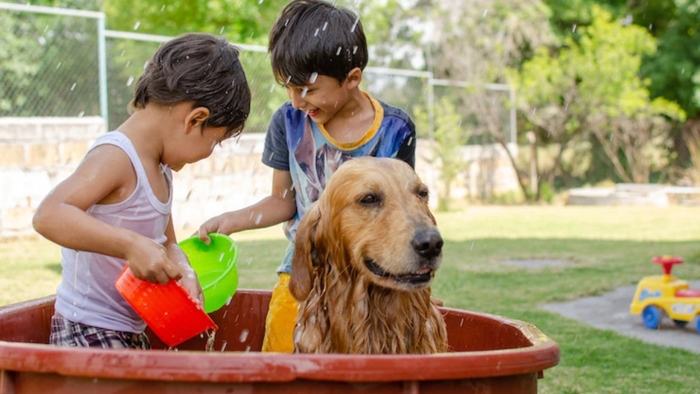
[541,281,700,354]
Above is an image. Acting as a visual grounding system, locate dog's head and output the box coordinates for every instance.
[290,157,443,301]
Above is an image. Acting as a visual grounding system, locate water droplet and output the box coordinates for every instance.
[126,76,134,86]
[70,83,77,91]
[239,329,249,342]
[309,72,318,84]
[133,21,140,30]
[351,17,359,33]
[301,87,309,98]
[336,46,342,55]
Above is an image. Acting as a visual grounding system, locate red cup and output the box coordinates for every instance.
[115,266,218,348]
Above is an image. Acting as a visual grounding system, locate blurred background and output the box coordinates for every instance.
[2,0,700,237]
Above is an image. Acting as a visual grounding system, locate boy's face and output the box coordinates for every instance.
[284,74,349,125]
[169,125,232,172]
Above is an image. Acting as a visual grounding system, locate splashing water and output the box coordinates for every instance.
[126,76,134,87]
[133,21,140,30]
[204,329,217,352]
[301,87,309,98]
[309,72,318,84]
[239,329,249,343]
[351,17,359,33]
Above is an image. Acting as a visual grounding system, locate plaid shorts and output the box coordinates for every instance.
[50,313,150,349]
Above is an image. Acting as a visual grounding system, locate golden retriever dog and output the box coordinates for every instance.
[289,157,448,354]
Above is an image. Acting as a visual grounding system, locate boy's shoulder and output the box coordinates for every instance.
[377,99,413,123]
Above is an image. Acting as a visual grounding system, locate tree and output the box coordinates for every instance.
[414,96,468,211]
[511,6,685,186]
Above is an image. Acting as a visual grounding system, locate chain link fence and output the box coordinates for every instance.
[1,2,515,142]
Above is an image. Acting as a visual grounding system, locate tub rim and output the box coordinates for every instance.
[0,291,560,383]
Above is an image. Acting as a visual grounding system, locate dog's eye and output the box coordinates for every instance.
[359,193,380,205]
[417,187,429,199]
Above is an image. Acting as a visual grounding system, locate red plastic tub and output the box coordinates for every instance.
[0,290,559,394]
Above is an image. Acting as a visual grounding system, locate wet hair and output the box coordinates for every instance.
[132,33,251,136]
[269,0,368,86]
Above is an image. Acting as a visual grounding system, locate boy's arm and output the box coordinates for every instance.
[197,169,296,241]
[32,145,180,284]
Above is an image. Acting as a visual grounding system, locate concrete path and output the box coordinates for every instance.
[541,281,700,354]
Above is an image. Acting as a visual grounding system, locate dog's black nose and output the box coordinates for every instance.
[412,228,443,259]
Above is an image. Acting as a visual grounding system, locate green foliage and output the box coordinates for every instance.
[640,0,700,118]
[414,95,469,211]
[103,0,286,45]
[511,6,685,185]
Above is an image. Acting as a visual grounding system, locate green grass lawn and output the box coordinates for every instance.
[2,206,699,393]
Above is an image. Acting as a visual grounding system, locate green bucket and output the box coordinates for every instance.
[178,233,238,314]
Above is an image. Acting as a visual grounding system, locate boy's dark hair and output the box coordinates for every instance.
[269,0,368,86]
[132,33,251,136]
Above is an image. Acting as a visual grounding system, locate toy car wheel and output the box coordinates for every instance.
[642,305,662,329]
[673,319,688,328]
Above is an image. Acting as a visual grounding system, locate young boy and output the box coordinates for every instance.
[197,0,416,353]
[33,33,251,349]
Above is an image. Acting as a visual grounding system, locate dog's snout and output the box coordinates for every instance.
[412,228,443,259]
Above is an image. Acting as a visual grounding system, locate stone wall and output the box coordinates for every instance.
[0,117,518,239]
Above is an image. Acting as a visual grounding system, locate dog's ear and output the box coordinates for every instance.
[290,201,322,301]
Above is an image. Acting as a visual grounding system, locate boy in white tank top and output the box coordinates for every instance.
[32,33,251,349]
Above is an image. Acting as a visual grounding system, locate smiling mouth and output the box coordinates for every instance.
[364,259,433,285]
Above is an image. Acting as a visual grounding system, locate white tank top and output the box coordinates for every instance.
[54,131,173,333]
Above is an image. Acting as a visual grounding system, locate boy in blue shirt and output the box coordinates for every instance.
[198,0,416,352]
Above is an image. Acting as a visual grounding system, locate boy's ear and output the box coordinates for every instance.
[343,67,363,89]
[184,107,210,133]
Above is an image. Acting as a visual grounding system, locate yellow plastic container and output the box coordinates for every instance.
[179,234,239,313]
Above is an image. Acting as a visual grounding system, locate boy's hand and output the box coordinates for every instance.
[197,214,229,245]
[125,237,182,284]
[178,264,204,307]
[166,243,205,306]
